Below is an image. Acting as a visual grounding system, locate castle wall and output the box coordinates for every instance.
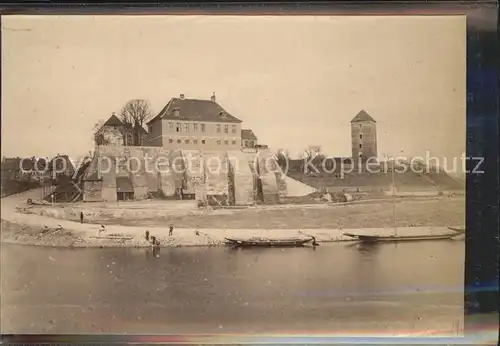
[95,126,124,146]
[82,145,291,205]
[169,149,185,193]
[83,180,103,202]
[127,147,148,199]
[182,150,205,200]
[203,151,230,197]
[255,150,282,203]
[83,145,176,202]
[227,150,255,205]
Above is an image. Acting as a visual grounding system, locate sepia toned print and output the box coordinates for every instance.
[2,15,465,335]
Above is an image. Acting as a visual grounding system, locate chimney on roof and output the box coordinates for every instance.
[180,94,185,100]
[112,112,116,116]
[211,92,216,102]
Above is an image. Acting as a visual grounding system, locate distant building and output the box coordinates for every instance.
[351,110,378,161]
[145,93,243,150]
[241,129,258,148]
[0,157,45,181]
[47,154,76,180]
[95,113,148,146]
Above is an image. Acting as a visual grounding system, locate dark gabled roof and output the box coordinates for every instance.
[48,155,76,173]
[147,97,242,125]
[351,110,376,123]
[241,129,257,140]
[103,114,124,127]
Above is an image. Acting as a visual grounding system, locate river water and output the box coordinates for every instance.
[1,241,464,335]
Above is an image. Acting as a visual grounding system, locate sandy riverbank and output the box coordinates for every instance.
[0,218,464,248]
[1,189,465,248]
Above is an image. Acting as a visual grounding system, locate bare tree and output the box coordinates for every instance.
[119,99,153,146]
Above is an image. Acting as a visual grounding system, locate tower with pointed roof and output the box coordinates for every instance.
[351,110,377,161]
[95,112,148,146]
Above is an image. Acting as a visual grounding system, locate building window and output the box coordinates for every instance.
[232,140,236,145]
[148,126,152,133]
[359,124,362,128]
[184,123,189,132]
[244,140,248,147]
[201,124,206,132]
[359,134,363,139]
[217,140,221,145]
[169,123,174,132]
[201,140,206,144]
[248,141,254,147]
[231,125,236,134]
[359,144,362,148]
[216,124,221,133]
[193,123,198,132]
[185,139,189,144]
[176,123,181,132]
[169,139,173,143]
[224,140,228,145]
[193,139,198,144]
[224,125,228,134]
[177,139,181,144]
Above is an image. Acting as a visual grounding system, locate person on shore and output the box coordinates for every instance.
[179,188,184,200]
[169,224,174,236]
[80,212,84,224]
[145,230,150,241]
[97,225,106,237]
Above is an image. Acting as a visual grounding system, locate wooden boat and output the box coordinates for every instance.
[343,229,465,243]
[225,237,314,248]
[89,235,134,240]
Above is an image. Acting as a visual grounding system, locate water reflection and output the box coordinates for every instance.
[1,241,464,334]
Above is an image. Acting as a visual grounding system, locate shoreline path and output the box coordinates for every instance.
[1,188,463,248]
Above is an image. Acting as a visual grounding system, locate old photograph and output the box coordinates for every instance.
[1,15,466,335]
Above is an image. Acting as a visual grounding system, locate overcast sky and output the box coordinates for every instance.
[2,15,465,162]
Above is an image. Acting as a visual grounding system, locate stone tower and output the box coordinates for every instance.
[351,110,377,161]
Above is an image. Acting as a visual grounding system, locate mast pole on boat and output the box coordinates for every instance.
[391,157,397,236]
